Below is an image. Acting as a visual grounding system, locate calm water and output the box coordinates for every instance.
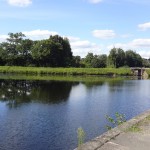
[0,78,150,150]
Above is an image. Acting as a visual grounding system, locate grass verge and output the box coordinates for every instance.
[0,66,133,76]
[145,68,150,77]
[126,115,150,133]
[126,124,142,132]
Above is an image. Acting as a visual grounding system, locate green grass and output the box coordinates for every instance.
[0,74,128,83]
[145,68,150,77]
[126,125,142,132]
[0,66,133,76]
[126,115,150,133]
[145,115,150,121]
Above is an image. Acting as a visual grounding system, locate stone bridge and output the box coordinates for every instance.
[130,67,145,76]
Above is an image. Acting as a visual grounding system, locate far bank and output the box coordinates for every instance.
[0,66,149,77]
[0,66,133,76]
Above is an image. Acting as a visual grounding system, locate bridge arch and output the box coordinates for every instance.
[131,67,145,76]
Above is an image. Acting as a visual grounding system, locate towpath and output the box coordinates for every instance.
[75,110,150,150]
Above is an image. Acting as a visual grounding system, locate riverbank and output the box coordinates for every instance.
[0,74,130,83]
[75,109,150,150]
[0,66,134,76]
[145,68,150,76]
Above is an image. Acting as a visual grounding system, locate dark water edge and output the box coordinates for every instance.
[0,76,150,150]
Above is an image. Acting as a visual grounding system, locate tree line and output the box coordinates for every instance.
[0,32,72,67]
[0,32,150,68]
[79,48,150,68]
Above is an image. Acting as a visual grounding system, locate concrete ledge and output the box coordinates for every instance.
[74,109,150,150]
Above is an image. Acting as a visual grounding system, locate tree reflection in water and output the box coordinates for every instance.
[0,80,78,108]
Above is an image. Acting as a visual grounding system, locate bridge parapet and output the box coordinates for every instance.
[130,67,145,76]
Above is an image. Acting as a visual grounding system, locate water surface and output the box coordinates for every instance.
[0,77,150,150]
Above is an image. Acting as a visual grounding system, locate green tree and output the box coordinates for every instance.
[142,58,150,68]
[1,32,25,66]
[98,54,107,68]
[84,53,107,68]
[108,48,125,68]
[47,35,72,67]
[125,50,143,67]
[108,48,117,67]
[16,39,33,66]
[31,39,52,66]
[72,56,81,67]
[0,44,6,65]
[31,35,72,67]
[91,55,107,68]
[61,37,72,66]
[91,55,100,68]
[84,53,94,67]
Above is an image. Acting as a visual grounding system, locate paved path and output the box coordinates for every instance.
[98,119,150,150]
[75,110,150,150]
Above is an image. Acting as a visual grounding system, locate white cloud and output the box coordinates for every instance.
[68,37,102,57]
[92,30,116,39]
[7,0,32,7]
[131,39,150,47]
[138,50,150,59]
[120,34,133,38]
[138,22,150,31]
[108,39,150,49]
[0,35,8,42]
[23,30,58,40]
[88,0,103,4]
[107,43,129,50]
[71,40,95,49]
[67,36,80,42]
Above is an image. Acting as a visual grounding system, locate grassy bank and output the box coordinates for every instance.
[0,66,132,76]
[145,68,150,76]
[0,74,130,83]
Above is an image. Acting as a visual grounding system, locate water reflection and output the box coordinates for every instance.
[0,78,128,108]
[0,78,150,150]
[108,80,125,92]
[0,80,78,108]
[0,77,124,108]
[84,81,104,88]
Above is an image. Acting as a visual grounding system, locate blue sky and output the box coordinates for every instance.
[0,0,150,58]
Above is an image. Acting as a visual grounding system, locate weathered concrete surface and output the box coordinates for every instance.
[74,109,150,150]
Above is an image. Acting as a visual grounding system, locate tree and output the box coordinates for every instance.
[1,32,26,66]
[61,37,72,66]
[108,48,125,68]
[91,54,107,68]
[31,35,73,67]
[31,39,52,66]
[72,56,81,67]
[0,44,6,65]
[84,53,94,67]
[16,39,33,66]
[7,32,25,44]
[125,50,143,67]
[116,48,125,68]
[49,35,72,67]
[98,54,107,68]
[142,58,150,68]
[84,53,107,68]
[91,55,100,68]
[108,48,117,67]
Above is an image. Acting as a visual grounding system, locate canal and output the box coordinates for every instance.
[0,77,150,150]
